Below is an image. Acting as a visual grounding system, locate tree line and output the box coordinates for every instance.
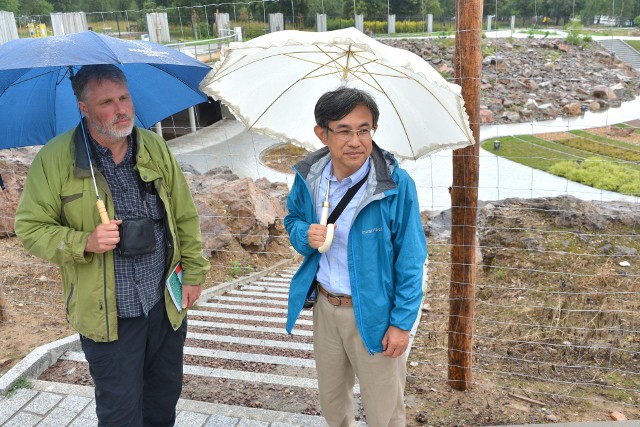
[2,0,640,27]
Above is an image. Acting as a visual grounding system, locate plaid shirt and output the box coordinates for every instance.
[89,132,166,318]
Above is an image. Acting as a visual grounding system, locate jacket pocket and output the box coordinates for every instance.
[60,193,83,227]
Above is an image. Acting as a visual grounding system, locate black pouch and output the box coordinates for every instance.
[303,279,318,309]
[117,217,156,257]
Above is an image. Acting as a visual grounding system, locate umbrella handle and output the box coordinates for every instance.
[318,201,334,254]
[96,199,110,225]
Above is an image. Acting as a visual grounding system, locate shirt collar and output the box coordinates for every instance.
[87,131,134,164]
[323,158,370,186]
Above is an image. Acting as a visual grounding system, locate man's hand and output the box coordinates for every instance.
[85,220,122,254]
[381,325,410,358]
[182,284,201,309]
[307,223,336,249]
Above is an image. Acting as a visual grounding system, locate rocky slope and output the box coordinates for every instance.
[382,37,640,124]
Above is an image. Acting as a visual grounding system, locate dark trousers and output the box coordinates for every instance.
[80,299,187,427]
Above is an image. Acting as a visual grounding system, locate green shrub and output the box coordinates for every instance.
[634,16,640,27]
[549,158,640,196]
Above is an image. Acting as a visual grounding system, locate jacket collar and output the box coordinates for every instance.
[294,141,397,195]
[72,121,139,178]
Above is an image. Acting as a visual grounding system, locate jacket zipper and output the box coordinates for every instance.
[103,194,110,340]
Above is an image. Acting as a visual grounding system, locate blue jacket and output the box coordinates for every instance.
[284,142,427,354]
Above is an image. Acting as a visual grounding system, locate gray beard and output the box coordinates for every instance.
[93,116,134,141]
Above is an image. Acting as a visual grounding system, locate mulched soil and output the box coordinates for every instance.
[184,338,313,360]
[187,326,313,344]
[189,314,313,331]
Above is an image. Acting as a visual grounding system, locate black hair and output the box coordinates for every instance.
[71,64,127,102]
[314,87,379,129]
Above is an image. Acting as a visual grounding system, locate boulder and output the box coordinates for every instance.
[479,109,495,124]
[592,85,617,100]
[562,102,582,116]
[380,38,640,124]
[207,177,286,251]
[0,154,288,257]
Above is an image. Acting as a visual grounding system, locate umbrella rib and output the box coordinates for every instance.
[344,55,415,158]
[357,58,471,146]
[247,59,340,129]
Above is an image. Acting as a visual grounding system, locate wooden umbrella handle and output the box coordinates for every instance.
[96,199,110,225]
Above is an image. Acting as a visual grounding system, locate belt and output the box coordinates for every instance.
[318,284,353,307]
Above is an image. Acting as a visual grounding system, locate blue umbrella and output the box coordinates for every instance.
[0,31,211,149]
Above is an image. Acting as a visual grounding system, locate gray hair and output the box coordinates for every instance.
[71,64,127,102]
[314,87,379,129]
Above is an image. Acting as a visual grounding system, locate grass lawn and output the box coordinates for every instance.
[626,39,640,51]
[482,128,640,196]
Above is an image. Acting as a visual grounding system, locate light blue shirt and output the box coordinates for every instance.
[316,158,370,296]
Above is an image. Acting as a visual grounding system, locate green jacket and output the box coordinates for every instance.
[15,125,210,342]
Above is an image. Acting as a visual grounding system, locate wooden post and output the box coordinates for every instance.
[0,284,7,323]
[448,0,483,391]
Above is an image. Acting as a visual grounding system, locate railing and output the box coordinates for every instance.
[166,33,237,63]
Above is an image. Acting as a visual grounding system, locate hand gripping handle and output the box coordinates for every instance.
[96,199,110,225]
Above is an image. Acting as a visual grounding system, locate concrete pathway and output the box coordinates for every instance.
[167,103,640,212]
[2,381,638,426]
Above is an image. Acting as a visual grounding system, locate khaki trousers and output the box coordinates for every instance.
[313,291,407,427]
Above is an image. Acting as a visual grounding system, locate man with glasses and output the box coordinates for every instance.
[284,87,427,427]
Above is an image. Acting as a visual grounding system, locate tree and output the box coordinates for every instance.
[543,0,573,24]
[390,0,422,16]
[420,0,443,17]
[581,0,608,25]
[19,0,54,16]
[439,0,455,16]
[344,0,386,18]
[613,0,640,23]
[509,0,537,17]
[0,0,20,14]
[308,0,343,17]
[483,0,513,18]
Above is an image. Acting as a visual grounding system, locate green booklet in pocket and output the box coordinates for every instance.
[166,262,183,312]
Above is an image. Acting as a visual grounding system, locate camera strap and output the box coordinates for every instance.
[326,172,368,225]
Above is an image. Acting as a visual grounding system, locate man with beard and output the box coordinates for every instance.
[15,64,210,426]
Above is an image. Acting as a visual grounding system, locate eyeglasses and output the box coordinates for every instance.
[326,127,375,142]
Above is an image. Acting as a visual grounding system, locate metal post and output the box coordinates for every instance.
[154,122,163,136]
[449,0,482,392]
[188,107,197,133]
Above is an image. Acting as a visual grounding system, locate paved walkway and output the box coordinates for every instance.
[2,381,638,426]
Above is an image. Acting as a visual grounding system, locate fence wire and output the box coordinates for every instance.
[1,3,640,421]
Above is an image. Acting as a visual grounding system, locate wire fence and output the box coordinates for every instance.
[1,3,640,421]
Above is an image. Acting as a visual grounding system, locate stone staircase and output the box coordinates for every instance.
[597,38,640,70]
[2,258,424,426]
[29,263,368,426]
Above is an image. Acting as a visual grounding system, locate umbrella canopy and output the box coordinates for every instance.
[0,31,211,149]
[201,27,474,160]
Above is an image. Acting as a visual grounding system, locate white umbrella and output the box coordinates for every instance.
[201,27,474,160]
